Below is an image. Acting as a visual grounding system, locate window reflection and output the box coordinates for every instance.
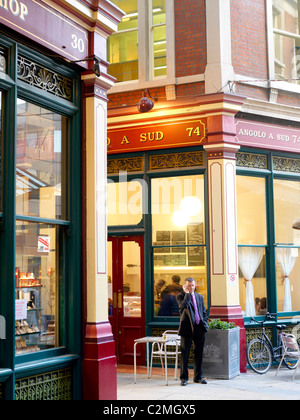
[274,179,300,312]
[237,176,267,317]
[15,222,58,354]
[152,175,207,316]
[16,100,66,219]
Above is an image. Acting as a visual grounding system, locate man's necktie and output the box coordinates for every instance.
[191,293,200,325]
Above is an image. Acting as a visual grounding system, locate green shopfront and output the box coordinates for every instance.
[0,32,82,400]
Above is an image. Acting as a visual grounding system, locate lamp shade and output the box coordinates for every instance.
[138,90,154,113]
[293,219,300,230]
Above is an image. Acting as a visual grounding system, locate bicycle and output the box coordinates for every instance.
[247,312,299,374]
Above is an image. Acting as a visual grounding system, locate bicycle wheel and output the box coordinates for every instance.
[247,339,272,374]
[276,337,299,370]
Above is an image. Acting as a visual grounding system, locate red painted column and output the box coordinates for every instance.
[83,322,117,400]
[204,94,247,373]
[81,74,118,399]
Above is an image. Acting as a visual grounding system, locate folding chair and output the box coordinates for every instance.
[276,333,300,380]
[150,330,180,382]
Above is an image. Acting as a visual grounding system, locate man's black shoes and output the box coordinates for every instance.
[194,378,207,384]
[181,379,188,386]
[181,378,207,385]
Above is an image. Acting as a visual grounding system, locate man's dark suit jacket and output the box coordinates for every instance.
[177,291,209,336]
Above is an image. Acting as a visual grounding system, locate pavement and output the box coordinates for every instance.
[117,365,300,400]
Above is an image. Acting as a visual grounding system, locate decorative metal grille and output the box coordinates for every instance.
[236,152,268,170]
[273,156,300,174]
[0,46,6,73]
[246,327,273,347]
[107,156,144,174]
[15,368,72,400]
[17,55,73,101]
[149,151,204,170]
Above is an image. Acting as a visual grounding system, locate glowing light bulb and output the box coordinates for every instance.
[173,211,189,227]
[180,196,201,217]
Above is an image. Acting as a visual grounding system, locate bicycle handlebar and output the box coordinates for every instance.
[250,312,277,324]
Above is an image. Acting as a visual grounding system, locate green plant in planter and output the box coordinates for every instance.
[208,319,236,330]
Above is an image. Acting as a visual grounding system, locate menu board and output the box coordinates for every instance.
[187,224,205,266]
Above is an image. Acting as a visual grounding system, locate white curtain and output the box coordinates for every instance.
[276,248,298,312]
[238,247,264,317]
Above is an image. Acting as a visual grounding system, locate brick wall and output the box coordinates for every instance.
[231,0,268,80]
[175,0,207,77]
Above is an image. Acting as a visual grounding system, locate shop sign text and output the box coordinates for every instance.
[236,120,300,153]
[107,119,206,154]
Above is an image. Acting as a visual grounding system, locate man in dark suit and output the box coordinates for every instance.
[176,277,209,386]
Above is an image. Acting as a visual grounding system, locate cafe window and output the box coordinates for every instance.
[274,179,300,312]
[15,99,66,354]
[237,176,267,317]
[107,179,143,226]
[151,175,207,317]
[273,0,300,84]
[107,0,172,83]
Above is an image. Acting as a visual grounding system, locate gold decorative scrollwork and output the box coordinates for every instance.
[107,157,144,174]
[273,156,300,174]
[17,56,73,101]
[236,152,267,170]
[149,151,205,170]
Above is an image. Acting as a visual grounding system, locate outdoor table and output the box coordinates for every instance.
[133,336,179,386]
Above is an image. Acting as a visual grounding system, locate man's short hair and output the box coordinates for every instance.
[185,277,195,283]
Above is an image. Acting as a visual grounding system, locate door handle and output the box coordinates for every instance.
[113,292,117,309]
[118,292,122,309]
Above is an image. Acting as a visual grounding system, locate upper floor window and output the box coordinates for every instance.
[108,0,172,83]
[273,0,300,84]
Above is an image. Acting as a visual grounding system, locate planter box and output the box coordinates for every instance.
[202,327,240,379]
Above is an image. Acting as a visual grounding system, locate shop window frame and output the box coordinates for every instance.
[237,147,300,327]
[107,148,209,331]
[0,33,81,398]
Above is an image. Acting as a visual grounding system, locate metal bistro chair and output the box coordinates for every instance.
[149,330,180,382]
[276,332,300,380]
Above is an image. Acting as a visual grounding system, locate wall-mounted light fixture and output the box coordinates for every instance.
[293,219,300,229]
[72,55,101,77]
[138,89,156,113]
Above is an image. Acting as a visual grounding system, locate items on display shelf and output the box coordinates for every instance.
[15,267,55,354]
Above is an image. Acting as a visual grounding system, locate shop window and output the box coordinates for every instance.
[273,0,300,84]
[237,176,267,317]
[16,100,66,220]
[108,0,170,82]
[15,222,59,354]
[274,179,300,312]
[15,100,66,354]
[107,179,143,226]
[151,175,207,316]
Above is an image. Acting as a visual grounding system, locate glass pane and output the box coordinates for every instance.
[107,180,143,226]
[236,176,267,245]
[276,248,300,312]
[273,1,300,83]
[151,175,204,237]
[273,0,299,35]
[238,247,267,317]
[152,175,207,316]
[154,26,167,77]
[153,0,166,25]
[107,241,113,317]
[122,241,141,318]
[274,179,300,244]
[108,31,139,82]
[16,100,66,219]
[154,247,207,316]
[108,0,138,82]
[15,222,58,354]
